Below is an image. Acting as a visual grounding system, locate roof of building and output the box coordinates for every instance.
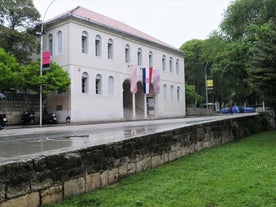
[46,6,181,53]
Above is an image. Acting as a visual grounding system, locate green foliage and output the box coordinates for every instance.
[0,48,70,95]
[219,0,276,110]
[185,85,203,106]
[249,19,276,111]
[0,48,22,91]
[0,0,41,64]
[182,0,275,109]
[23,60,71,95]
[44,131,276,207]
[180,39,206,97]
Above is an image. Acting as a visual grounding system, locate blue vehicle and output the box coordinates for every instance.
[220,106,255,113]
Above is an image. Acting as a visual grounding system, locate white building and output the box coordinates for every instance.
[43,6,185,123]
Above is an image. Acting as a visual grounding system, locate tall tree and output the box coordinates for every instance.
[0,0,40,64]
[180,39,206,98]
[220,0,276,111]
[249,19,276,112]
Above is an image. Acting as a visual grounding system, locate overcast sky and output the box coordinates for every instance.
[33,0,233,49]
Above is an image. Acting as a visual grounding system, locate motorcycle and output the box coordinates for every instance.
[0,114,8,130]
[43,109,57,124]
[21,111,35,125]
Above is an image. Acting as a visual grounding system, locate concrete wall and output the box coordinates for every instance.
[0,115,268,207]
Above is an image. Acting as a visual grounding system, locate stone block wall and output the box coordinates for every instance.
[0,115,268,207]
[0,93,40,125]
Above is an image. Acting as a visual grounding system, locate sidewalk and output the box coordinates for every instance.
[0,114,257,165]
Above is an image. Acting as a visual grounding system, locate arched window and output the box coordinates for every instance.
[169,57,173,73]
[48,34,53,56]
[81,72,89,94]
[108,39,113,59]
[162,55,166,71]
[95,74,102,95]
[81,31,88,54]
[176,59,179,74]
[163,84,167,100]
[149,51,153,67]
[95,35,101,56]
[170,85,174,100]
[57,31,62,54]
[125,44,130,63]
[177,86,180,101]
[137,48,142,66]
[108,76,114,95]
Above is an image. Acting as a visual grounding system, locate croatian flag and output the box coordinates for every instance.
[142,67,153,94]
[130,65,137,93]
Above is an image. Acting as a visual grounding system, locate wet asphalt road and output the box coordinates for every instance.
[0,113,256,165]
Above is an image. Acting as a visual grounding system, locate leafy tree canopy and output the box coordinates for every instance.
[0,0,40,64]
[0,48,70,95]
[23,60,71,95]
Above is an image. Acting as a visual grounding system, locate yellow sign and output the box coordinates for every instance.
[207,80,213,87]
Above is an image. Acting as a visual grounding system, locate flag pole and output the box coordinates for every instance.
[144,94,147,118]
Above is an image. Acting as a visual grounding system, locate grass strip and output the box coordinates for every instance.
[46,130,276,207]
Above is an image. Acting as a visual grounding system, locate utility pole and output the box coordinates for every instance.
[39,0,56,127]
[204,63,208,116]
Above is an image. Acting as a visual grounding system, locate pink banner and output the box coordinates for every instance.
[42,51,50,66]
[153,69,160,94]
[130,65,137,93]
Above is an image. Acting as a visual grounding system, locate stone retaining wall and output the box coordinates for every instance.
[0,115,268,207]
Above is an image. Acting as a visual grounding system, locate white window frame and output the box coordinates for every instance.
[137,48,142,66]
[108,76,114,96]
[81,31,88,54]
[162,55,166,71]
[48,34,53,56]
[125,44,130,63]
[81,72,89,94]
[57,31,62,54]
[108,39,113,59]
[95,74,102,95]
[95,35,101,57]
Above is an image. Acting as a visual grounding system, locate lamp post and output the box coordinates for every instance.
[204,63,208,116]
[39,0,56,127]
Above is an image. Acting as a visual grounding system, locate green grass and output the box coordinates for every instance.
[46,130,276,207]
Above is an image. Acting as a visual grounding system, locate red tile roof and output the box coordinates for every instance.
[48,6,178,50]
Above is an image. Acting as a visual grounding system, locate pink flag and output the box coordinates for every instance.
[130,65,137,93]
[153,69,160,94]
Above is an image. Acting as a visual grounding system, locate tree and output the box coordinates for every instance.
[220,0,276,111]
[23,61,71,95]
[220,0,275,41]
[180,39,206,98]
[0,0,40,64]
[0,48,22,91]
[0,48,70,95]
[185,85,203,106]
[249,19,276,112]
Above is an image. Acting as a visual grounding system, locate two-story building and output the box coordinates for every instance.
[43,6,185,123]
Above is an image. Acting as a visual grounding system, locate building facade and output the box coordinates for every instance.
[43,6,185,123]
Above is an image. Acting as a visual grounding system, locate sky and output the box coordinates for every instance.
[32,0,233,49]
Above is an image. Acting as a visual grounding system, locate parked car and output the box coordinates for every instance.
[220,106,255,114]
